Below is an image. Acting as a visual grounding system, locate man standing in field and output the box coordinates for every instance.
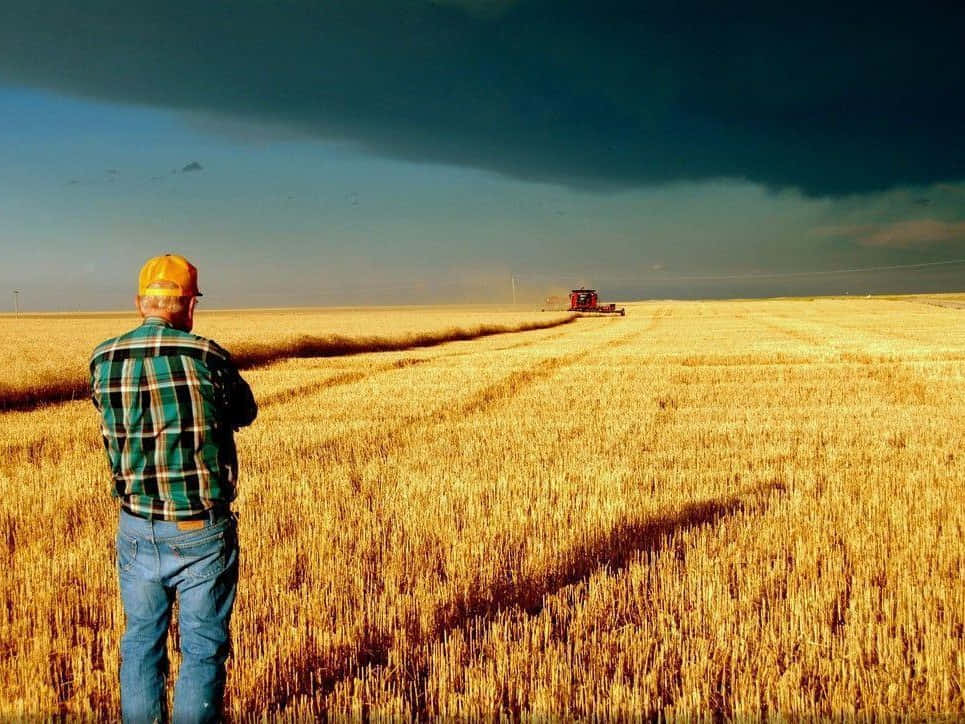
[90,254,257,722]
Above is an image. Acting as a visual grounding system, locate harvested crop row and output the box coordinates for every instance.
[0,311,575,412]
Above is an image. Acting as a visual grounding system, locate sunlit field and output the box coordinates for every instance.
[1,298,963,719]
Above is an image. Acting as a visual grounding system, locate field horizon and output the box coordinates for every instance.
[3,288,965,318]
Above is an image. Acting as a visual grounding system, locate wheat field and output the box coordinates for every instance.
[1,298,963,719]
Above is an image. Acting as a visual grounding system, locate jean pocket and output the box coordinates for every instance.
[117,535,137,573]
[171,530,228,581]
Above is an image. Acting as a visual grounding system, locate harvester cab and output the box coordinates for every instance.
[568,288,625,316]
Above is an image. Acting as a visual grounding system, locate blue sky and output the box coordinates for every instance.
[1,1,963,310]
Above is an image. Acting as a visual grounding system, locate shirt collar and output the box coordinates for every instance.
[142,316,174,328]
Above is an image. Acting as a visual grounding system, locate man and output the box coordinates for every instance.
[90,254,257,723]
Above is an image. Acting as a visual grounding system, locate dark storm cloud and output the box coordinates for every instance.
[1,0,963,195]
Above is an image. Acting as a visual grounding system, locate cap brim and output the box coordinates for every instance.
[139,288,203,297]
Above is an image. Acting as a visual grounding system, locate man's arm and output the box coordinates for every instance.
[214,366,258,429]
[90,375,101,412]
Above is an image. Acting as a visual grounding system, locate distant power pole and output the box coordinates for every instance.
[12,290,20,316]
[511,275,518,305]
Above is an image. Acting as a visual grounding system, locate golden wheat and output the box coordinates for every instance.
[1,298,963,719]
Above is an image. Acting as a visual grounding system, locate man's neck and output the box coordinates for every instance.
[142,316,177,329]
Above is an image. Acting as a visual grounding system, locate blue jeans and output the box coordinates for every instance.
[116,508,239,723]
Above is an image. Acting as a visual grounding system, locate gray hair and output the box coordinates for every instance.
[139,280,192,315]
[139,294,191,315]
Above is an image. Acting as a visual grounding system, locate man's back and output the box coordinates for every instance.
[90,316,257,521]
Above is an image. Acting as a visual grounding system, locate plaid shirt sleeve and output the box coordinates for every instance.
[208,344,258,429]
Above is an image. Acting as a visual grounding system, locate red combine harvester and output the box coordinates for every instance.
[569,288,625,316]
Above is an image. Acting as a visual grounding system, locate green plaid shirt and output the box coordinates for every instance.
[90,317,257,521]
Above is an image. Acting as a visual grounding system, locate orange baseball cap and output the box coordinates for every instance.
[138,254,203,297]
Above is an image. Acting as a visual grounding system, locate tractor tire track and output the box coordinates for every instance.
[754,315,829,349]
[286,317,646,466]
[259,357,430,408]
[918,299,965,310]
[419,320,657,430]
[443,350,592,422]
[290,348,593,466]
[755,315,956,377]
[262,318,603,409]
[493,329,570,351]
[760,312,934,349]
[814,316,939,345]
[262,311,643,413]
[592,307,663,351]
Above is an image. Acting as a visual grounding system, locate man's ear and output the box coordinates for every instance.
[184,296,197,331]
[135,295,144,317]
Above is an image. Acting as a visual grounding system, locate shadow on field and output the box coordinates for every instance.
[432,480,786,627]
[0,379,90,413]
[259,480,785,716]
[0,316,577,413]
